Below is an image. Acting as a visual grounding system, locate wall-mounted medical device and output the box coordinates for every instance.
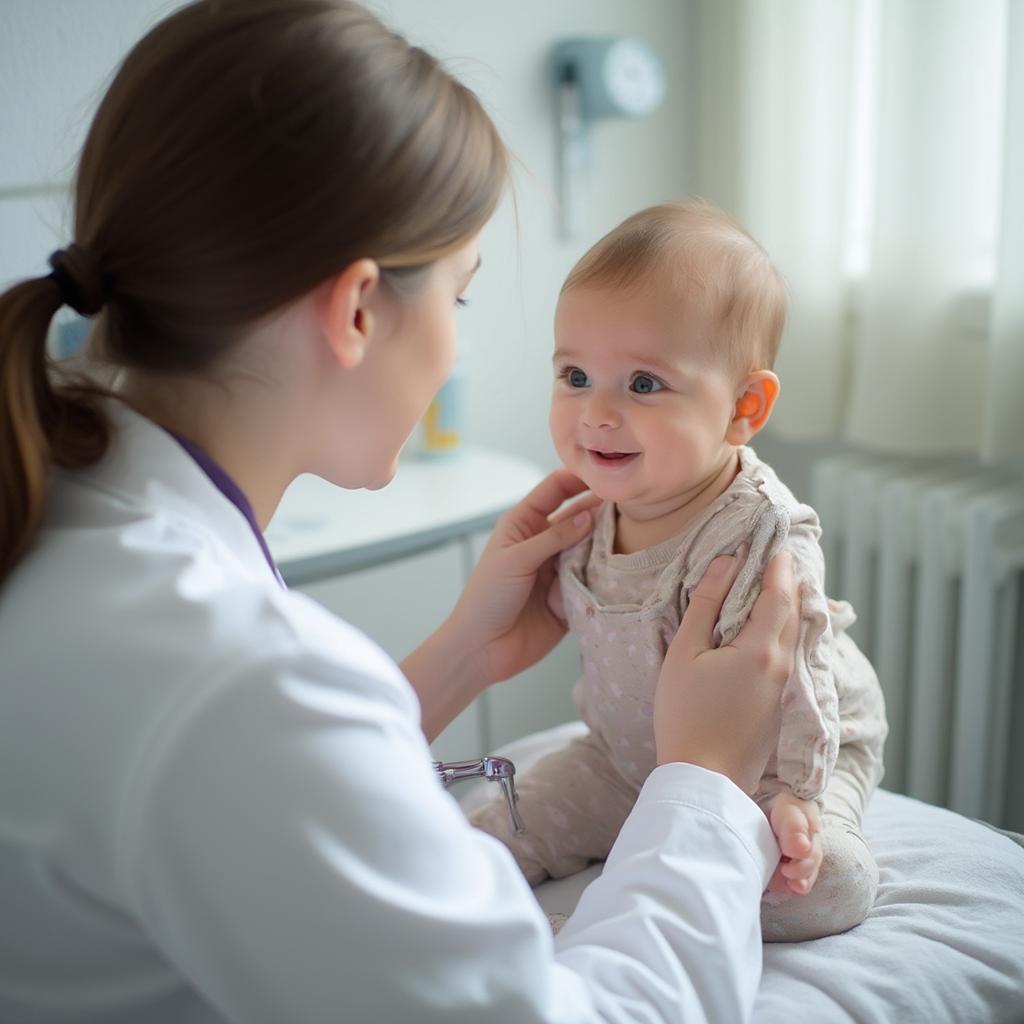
[553,37,666,239]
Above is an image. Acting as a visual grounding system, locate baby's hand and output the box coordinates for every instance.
[765,790,823,898]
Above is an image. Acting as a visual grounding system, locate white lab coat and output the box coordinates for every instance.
[0,400,778,1024]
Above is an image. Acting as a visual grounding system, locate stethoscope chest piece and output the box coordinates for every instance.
[432,755,525,834]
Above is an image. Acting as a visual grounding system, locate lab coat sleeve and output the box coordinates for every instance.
[115,619,777,1024]
[554,766,778,1023]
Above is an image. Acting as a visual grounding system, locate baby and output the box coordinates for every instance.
[471,200,888,942]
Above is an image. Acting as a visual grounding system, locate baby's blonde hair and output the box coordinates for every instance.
[561,199,787,374]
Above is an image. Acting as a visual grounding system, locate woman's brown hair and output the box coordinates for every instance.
[0,0,508,582]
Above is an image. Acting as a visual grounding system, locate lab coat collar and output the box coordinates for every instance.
[64,398,282,588]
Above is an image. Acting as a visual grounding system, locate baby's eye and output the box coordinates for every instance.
[630,373,664,394]
[455,296,469,308]
[563,367,590,388]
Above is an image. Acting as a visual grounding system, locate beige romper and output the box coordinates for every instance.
[471,446,888,942]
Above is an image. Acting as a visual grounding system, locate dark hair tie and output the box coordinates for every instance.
[48,245,106,316]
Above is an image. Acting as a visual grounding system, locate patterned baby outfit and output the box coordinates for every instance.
[471,446,888,942]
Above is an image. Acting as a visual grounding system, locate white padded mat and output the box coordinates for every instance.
[457,722,1024,1024]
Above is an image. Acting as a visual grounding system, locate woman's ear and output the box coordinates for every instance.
[318,258,380,369]
[726,370,780,444]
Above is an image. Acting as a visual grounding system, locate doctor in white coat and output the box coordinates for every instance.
[0,2,797,1022]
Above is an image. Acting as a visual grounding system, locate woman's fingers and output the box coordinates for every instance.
[487,470,596,575]
[733,550,797,659]
[547,490,603,526]
[673,554,742,661]
[518,470,591,525]
[655,548,800,792]
[508,503,594,574]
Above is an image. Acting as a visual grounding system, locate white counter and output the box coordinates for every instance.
[266,447,547,585]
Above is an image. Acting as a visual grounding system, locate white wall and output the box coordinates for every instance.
[0,1,180,277]
[0,0,691,472]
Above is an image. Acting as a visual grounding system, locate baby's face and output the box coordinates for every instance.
[549,283,739,511]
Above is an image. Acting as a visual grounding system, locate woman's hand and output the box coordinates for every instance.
[448,469,600,686]
[654,550,799,795]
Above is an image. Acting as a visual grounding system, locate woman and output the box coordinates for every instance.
[0,2,796,1021]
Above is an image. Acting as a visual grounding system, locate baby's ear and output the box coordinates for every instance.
[726,370,780,445]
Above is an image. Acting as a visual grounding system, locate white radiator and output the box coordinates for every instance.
[811,455,1024,831]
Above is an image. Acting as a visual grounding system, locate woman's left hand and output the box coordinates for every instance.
[448,469,600,686]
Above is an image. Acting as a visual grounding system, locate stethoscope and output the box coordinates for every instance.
[432,756,525,833]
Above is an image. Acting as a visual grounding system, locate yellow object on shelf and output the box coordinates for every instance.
[422,398,461,452]
[418,366,466,458]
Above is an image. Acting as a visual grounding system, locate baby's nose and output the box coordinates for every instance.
[581,392,621,429]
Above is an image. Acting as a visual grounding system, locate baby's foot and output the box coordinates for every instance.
[764,791,823,899]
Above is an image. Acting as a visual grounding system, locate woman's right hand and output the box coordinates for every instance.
[654,550,799,795]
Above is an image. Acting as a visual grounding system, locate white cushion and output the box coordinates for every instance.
[457,721,1024,1024]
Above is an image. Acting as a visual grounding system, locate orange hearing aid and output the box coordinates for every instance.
[736,393,760,418]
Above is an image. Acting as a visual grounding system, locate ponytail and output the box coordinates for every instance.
[0,278,109,582]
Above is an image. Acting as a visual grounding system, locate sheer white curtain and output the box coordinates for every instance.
[688,0,1023,460]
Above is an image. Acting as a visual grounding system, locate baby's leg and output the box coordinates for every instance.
[761,749,879,942]
[469,731,638,886]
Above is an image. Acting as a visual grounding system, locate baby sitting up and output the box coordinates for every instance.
[471,199,888,942]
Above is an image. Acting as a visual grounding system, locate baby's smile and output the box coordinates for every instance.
[586,447,641,470]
